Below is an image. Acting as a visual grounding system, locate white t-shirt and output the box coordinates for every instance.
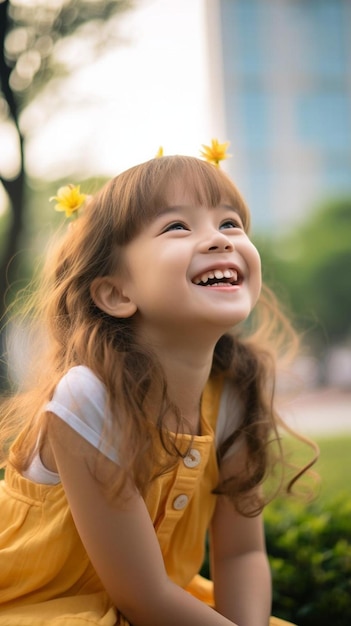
[23,366,243,485]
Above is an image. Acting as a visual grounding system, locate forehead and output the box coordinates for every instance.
[108,156,251,245]
[158,171,250,229]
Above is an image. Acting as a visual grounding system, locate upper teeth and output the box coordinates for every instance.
[194,268,238,285]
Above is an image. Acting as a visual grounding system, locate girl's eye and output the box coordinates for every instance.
[163,222,188,232]
[220,219,243,230]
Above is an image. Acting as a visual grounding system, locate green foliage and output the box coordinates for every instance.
[254,197,351,349]
[200,493,351,624]
[200,435,351,623]
[3,0,133,100]
[265,496,351,625]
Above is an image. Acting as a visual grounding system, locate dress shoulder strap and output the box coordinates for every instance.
[201,376,224,431]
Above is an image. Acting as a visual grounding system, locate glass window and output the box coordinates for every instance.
[220,0,266,77]
[297,91,350,150]
[226,89,270,151]
[290,0,347,79]
[321,159,351,192]
[232,156,274,229]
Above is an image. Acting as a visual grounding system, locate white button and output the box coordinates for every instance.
[183,449,201,468]
[173,494,189,510]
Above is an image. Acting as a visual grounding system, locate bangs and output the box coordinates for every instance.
[99,155,251,245]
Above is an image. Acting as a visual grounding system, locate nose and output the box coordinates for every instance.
[203,229,234,253]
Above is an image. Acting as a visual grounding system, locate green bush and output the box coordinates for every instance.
[265,495,351,625]
[200,495,351,624]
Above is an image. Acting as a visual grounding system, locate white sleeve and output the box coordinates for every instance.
[215,380,244,460]
[45,365,119,463]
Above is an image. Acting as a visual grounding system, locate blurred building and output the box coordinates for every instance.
[206,0,351,230]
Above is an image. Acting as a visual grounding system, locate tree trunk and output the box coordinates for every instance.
[0,0,26,391]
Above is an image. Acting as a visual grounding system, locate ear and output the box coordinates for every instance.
[90,277,137,319]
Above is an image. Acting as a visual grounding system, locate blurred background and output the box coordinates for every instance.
[1,1,351,622]
[0,0,351,418]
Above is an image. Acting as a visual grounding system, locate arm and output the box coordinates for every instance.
[210,445,272,626]
[47,414,238,626]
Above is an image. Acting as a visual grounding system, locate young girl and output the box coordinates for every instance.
[0,155,314,625]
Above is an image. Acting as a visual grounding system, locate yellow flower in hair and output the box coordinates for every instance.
[200,139,231,167]
[50,184,87,218]
[155,146,164,158]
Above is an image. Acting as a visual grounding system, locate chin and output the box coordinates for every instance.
[219,305,254,328]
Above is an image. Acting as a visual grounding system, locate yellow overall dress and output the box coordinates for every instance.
[0,377,294,625]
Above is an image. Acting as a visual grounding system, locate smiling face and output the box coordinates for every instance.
[89,156,262,349]
[116,180,262,346]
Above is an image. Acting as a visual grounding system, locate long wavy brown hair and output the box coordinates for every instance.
[0,156,318,515]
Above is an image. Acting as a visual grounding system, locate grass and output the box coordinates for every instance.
[313,434,351,503]
[262,433,351,517]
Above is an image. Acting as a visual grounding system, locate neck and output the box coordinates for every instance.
[162,349,213,410]
[142,330,220,430]
[134,316,228,429]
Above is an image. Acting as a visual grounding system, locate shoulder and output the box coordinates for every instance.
[54,365,105,397]
[202,375,243,444]
[46,366,117,462]
[51,366,107,417]
[215,378,244,458]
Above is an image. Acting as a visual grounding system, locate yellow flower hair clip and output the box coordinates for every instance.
[50,184,88,218]
[199,139,231,167]
[154,139,231,168]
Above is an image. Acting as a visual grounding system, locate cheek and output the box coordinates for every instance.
[249,245,262,299]
[248,242,261,274]
[255,248,262,279]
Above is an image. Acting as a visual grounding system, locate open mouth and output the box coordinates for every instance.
[192,268,241,287]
